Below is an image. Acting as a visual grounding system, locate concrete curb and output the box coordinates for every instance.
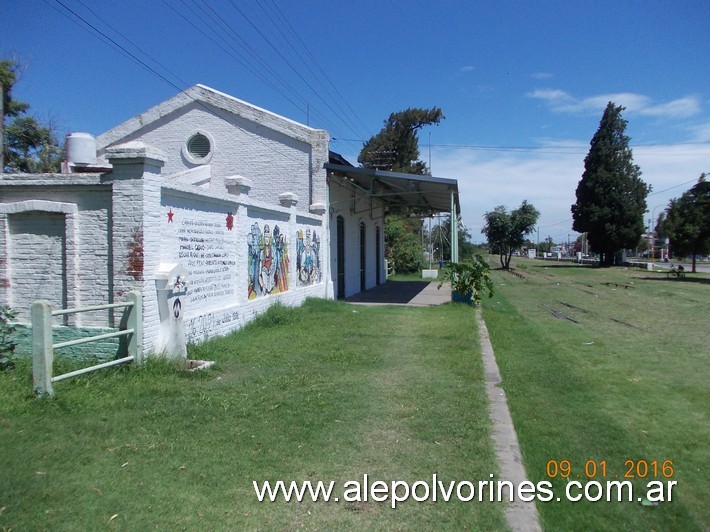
[477,308,543,532]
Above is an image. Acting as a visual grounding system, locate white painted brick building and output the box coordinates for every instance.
[1,84,458,358]
[0,85,394,357]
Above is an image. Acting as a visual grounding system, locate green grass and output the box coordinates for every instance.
[0,299,506,530]
[482,258,709,531]
[387,270,438,282]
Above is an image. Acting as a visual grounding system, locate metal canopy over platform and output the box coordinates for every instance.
[324,162,460,215]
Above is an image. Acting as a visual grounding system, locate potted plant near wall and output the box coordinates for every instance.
[437,255,494,305]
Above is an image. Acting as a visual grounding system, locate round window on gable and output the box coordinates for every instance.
[187,133,211,159]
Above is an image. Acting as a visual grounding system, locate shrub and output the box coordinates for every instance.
[0,305,18,370]
[437,255,494,305]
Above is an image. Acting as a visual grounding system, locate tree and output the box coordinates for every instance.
[384,214,423,273]
[571,102,650,266]
[359,107,444,273]
[358,107,444,174]
[1,59,62,173]
[482,200,540,269]
[664,174,710,273]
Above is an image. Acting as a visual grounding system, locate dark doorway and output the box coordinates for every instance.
[336,216,345,299]
[359,222,366,290]
[375,225,382,285]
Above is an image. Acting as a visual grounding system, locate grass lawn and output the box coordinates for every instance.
[482,257,709,531]
[0,299,506,530]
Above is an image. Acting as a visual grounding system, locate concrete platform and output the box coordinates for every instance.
[345,281,451,306]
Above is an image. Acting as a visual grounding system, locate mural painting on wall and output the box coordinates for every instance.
[296,228,321,286]
[248,223,289,299]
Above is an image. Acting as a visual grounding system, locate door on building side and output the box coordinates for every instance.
[336,216,345,299]
[359,222,366,291]
[8,212,67,323]
[375,225,381,285]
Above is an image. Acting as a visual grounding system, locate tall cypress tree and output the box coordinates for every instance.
[571,102,650,265]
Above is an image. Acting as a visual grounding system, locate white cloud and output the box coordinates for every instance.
[458,65,475,74]
[639,96,701,118]
[689,121,710,142]
[528,89,701,119]
[432,141,710,243]
[526,88,572,103]
[432,147,583,242]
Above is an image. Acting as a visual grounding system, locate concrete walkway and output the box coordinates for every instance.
[347,280,542,530]
[346,281,451,306]
[477,309,542,532]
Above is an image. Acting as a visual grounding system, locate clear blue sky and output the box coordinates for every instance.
[4,0,709,242]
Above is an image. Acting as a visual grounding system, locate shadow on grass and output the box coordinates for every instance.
[530,263,597,269]
[634,275,710,285]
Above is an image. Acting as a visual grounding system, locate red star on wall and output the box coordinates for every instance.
[167,208,174,223]
[226,212,234,230]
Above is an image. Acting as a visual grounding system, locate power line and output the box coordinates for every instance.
[47,0,314,166]
[648,178,699,197]
[333,138,710,154]
[49,0,187,93]
[183,0,354,141]
[222,0,367,140]
[162,0,304,113]
[50,0,368,153]
[258,0,371,137]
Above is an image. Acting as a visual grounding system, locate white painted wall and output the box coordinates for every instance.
[0,179,112,326]
[0,86,392,359]
[328,174,386,299]
[96,85,329,210]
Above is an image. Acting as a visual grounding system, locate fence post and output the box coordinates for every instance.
[126,291,143,363]
[32,300,54,397]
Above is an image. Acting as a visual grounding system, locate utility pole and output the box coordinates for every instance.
[536,226,540,257]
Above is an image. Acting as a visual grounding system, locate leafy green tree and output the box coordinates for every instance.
[384,214,423,273]
[482,200,540,269]
[1,59,62,173]
[359,107,444,273]
[571,102,650,266]
[1,60,29,118]
[358,107,444,174]
[664,174,710,272]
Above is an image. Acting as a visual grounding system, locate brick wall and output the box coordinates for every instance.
[155,184,328,349]
[1,85,336,360]
[0,179,112,326]
[328,174,386,298]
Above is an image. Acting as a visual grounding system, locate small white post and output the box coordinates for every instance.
[126,291,143,363]
[32,300,54,397]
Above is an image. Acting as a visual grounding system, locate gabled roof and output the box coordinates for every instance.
[325,154,460,215]
[96,84,327,150]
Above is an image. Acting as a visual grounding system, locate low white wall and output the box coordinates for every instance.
[154,183,328,347]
